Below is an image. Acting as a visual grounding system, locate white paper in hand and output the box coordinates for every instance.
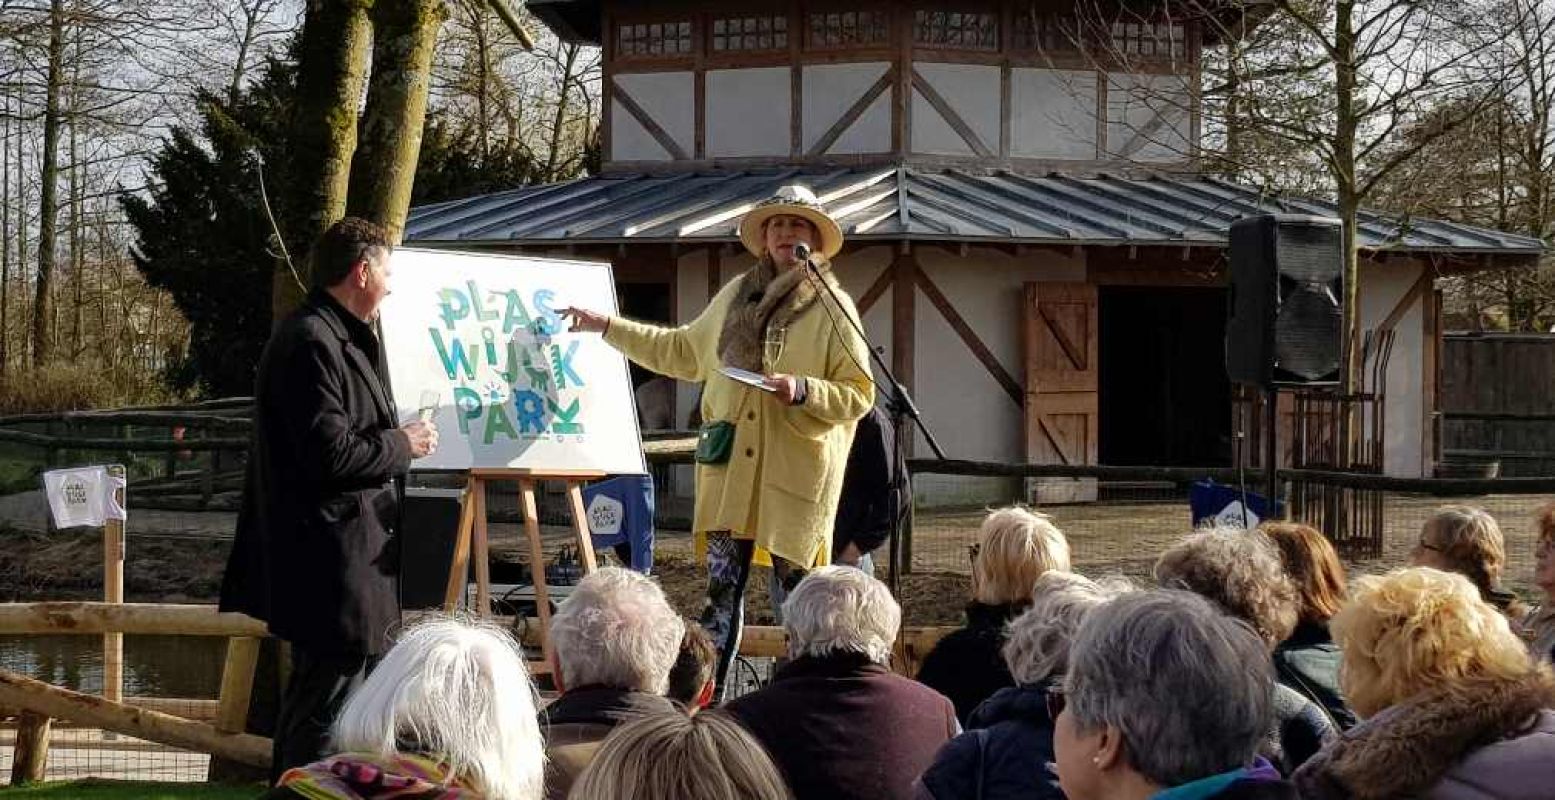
[719,365,777,393]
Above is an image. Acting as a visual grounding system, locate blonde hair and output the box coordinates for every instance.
[1261,522,1347,624]
[568,712,792,800]
[1333,567,1538,719]
[1154,528,1299,648]
[972,506,1072,605]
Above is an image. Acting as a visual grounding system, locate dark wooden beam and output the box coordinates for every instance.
[857,263,895,316]
[915,267,1023,407]
[892,249,917,456]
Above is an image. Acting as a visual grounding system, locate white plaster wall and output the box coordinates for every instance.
[611,72,695,162]
[912,63,1001,156]
[1357,260,1426,477]
[706,67,792,157]
[802,62,893,155]
[1104,73,1192,163]
[913,247,1087,505]
[1011,69,1098,160]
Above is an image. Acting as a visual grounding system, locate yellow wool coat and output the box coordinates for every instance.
[604,268,875,567]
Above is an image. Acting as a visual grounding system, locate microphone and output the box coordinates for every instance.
[793,242,812,263]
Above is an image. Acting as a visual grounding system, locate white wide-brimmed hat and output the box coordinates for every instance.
[738,185,845,260]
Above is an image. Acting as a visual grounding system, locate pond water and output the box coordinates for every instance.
[0,633,227,699]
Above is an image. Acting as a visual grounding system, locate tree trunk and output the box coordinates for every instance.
[69,64,83,360]
[1333,0,1361,467]
[2,88,11,376]
[347,0,447,243]
[274,0,374,320]
[16,86,28,367]
[543,45,579,181]
[33,0,66,367]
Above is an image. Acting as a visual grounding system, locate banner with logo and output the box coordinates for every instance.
[43,466,126,529]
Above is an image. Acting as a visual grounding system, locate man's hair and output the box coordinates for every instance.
[666,621,716,707]
[549,567,685,694]
[312,216,392,289]
[782,566,901,664]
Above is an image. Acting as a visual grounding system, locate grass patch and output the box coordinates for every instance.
[0,780,263,799]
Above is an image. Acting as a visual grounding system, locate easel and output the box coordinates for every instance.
[442,468,606,674]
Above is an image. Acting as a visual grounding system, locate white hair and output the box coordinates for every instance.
[549,567,686,694]
[330,616,545,800]
[1002,571,1132,685]
[782,566,901,664]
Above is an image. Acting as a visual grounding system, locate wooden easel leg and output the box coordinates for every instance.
[472,481,491,616]
[519,479,554,672]
[443,477,479,612]
[566,481,598,572]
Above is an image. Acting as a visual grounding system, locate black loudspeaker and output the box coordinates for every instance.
[398,487,466,610]
[1226,214,1345,386]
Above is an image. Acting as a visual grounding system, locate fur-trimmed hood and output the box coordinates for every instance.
[716,256,840,373]
[1293,672,1555,799]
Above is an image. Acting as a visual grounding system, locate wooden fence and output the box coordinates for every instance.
[1441,333,1555,477]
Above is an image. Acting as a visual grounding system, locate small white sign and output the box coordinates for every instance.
[42,466,126,529]
[587,493,625,537]
[1213,501,1259,529]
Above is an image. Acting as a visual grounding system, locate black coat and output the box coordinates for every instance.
[915,681,1064,800]
[220,290,411,657]
[915,602,1023,725]
[833,403,903,558]
[725,653,959,800]
[1274,620,1358,731]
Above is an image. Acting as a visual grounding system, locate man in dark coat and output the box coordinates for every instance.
[219,217,438,779]
[726,567,958,800]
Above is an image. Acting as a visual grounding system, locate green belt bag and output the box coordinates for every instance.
[695,420,736,465]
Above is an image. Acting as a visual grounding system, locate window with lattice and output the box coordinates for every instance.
[615,21,694,57]
[913,9,999,50]
[712,15,789,52]
[1109,21,1185,58]
[1013,12,1083,52]
[807,10,891,48]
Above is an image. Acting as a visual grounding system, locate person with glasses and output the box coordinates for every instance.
[1052,591,1297,800]
[915,571,1132,800]
[1411,506,1528,620]
[1522,504,1555,663]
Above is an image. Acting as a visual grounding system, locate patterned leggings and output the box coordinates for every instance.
[700,531,806,701]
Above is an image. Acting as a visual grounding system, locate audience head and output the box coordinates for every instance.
[1002,571,1131,687]
[567,711,792,800]
[549,567,685,695]
[972,506,1072,606]
[1260,522,1347,626]
[782,566,901,664]
[1333,566,1539,719]
[1535,504,1555,598]
[1154,527,1299,648]
[666,621,717,711]
[329,616,544,800]
[1412,506,1508,604]
[1056,590,1274,800]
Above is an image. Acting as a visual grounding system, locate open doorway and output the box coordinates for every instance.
[1099,286,1233,466]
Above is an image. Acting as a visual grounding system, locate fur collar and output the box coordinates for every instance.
[716,256,839,372]
[1294,671,1555,799]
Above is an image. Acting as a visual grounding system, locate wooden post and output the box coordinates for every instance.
[10,710,52,784]
[213,636,261,734]
[102,464,125,720]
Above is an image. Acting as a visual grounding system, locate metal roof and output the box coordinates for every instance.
[404,167,1544,257]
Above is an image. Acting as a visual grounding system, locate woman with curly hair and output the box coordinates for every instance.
[1261,522,1357,729]
[1155,528,1337,773]
[1412,505,1526,619]
[1294,567,1555,799]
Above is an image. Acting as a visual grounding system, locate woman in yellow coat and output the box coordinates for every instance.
[562,186,875,694]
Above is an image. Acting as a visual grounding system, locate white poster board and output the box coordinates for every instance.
[379,248,646,474]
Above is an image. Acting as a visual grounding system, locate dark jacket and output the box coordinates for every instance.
[1263,683,1336,775]
[220,289,411,658]
[1273,621,1357,730]
[725,652,959,800]
[914,681,1062,800]
[539,685,678,800]
[833,403,903,558]
[915,602,1023,724]
[1295,673,1555,800]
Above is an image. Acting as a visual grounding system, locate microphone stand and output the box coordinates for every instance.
[795,245,946,593]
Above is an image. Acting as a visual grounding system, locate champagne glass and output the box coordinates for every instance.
[763,326,786,374]
[417,389,441,423]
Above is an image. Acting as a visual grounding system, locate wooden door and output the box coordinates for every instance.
[1024,283,1099,502]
